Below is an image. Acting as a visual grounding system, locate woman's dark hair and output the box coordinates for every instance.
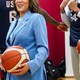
[13,0,39,16]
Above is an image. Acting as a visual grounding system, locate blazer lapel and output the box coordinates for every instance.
[10,11,32,44]
[6,19,18,42]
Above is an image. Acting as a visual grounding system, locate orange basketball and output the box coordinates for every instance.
[1,46,30,73]
[77,40,80,53]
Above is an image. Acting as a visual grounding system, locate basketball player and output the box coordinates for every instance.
[60,0,80,80]
[0,0,16,80]
[0,0,16,54]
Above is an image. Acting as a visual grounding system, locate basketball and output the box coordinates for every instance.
[77,40,80,53]
[1,46,30,73]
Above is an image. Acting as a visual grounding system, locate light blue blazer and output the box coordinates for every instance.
[6,11,49,80]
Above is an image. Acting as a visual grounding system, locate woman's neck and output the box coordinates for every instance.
[19,10,28,18]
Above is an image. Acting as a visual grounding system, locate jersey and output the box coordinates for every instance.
[70,3,80,47]
[0,0,16,48]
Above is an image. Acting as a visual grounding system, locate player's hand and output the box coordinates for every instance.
[57,22,68,31]
[12,63,30,76]
[68,1,80,13]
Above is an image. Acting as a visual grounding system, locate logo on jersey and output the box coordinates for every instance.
[6,0,16,23]
[70,12,78,21]
[6,0,14,8]
[9,11,16,23]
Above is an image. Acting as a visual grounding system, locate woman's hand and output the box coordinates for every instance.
[0,54,5,71]
[12,63,30,76]
[57,22,68,31]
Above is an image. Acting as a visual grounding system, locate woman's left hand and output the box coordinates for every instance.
[12,63,30,76]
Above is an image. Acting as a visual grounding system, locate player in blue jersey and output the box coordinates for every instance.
[0,0,16,80]
[0,0,16,52]
[60,0,80,80]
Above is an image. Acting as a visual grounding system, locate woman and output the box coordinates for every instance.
[60,0,80,80]
[5,0,49,80]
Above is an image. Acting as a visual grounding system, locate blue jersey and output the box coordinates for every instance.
[0,0,16,48]
[70,3,80,47]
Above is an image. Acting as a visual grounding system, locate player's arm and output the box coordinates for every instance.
[68,1,80,13]
[38,7,60,26]
[68,0,80,18]
[60,0,69,13]
[32,0,59,26]
[38,7,68,31]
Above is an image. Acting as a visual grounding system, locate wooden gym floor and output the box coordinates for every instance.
[58,77,75,80]
[0,77,75,80]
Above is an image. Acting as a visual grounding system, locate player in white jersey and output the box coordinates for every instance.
[60,0,80,80]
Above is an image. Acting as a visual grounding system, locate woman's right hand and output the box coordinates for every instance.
[0,54,5,71]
